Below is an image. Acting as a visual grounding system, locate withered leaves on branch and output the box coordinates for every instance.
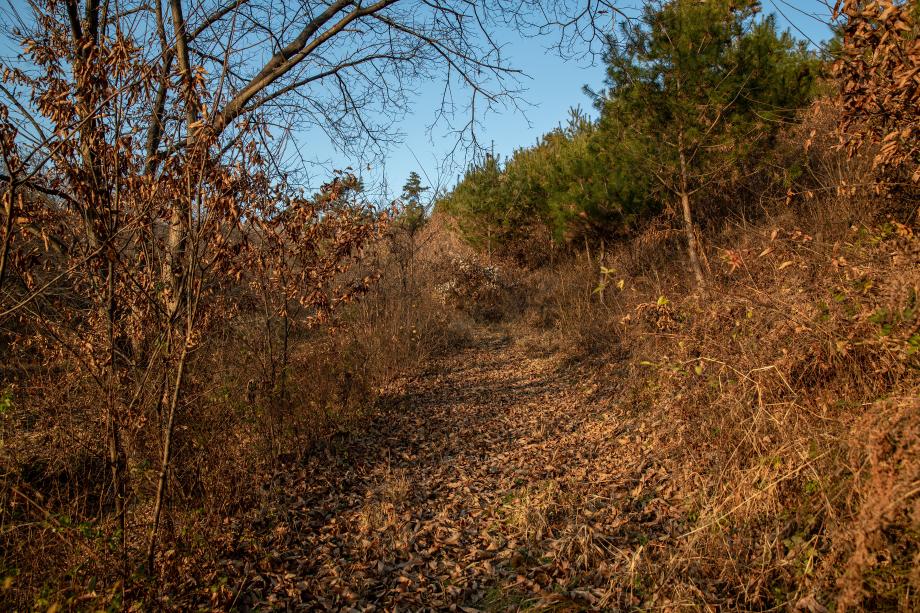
[0,0,384,583]
[833,0,920,182]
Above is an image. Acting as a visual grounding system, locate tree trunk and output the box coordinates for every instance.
[0,184,15,292]
[146,330,190,571]
[163,0,200,318]
[150,0,205,549]
[678,148,705,288]
[679,190,705,287]
[105,258,126,560]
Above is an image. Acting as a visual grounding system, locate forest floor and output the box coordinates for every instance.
[211,325,686,611]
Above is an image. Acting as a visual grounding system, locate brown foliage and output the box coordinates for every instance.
[525,105,920,609]
[165,177,918,610]
[2,0,919,608]
[834,0,920,182]
[0,0,385,604]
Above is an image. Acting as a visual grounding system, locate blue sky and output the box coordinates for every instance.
[333,0,837,204]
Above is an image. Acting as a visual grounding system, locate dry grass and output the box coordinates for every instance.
[531,210,920,609]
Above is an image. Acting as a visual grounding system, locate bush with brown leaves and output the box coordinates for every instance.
[834,0,920,182]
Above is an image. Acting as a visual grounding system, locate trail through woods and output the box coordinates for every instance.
[218,326,684,610]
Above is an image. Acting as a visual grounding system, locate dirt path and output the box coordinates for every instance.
[223,327,680,611]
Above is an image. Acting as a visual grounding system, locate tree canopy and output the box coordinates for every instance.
[439,0,821,271]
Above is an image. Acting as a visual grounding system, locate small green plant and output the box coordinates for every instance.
[0,388,12,415]
[907,334,920,355]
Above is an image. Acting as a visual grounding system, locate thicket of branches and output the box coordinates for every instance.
[0,0,624,605]
[1,0,917,608]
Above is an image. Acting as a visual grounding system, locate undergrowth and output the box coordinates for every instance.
[2,52,918,613]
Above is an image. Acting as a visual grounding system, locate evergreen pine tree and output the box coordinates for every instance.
[596,0,819,285]
[400,171,429,233]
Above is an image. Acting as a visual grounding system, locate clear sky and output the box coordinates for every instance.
[317,0,837,204]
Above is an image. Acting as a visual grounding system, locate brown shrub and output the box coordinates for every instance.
[432,253,521,322]
[834,394,920,611]
[520,257,626,358]
[0,220,468,609]
[834,0,920,183]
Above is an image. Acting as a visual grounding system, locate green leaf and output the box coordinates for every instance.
[0,389,12,415]
[907,334,920,355]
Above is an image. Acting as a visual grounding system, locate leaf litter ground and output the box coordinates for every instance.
[216,327,688,611]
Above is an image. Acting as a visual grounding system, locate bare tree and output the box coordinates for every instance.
[0,0,625,586]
